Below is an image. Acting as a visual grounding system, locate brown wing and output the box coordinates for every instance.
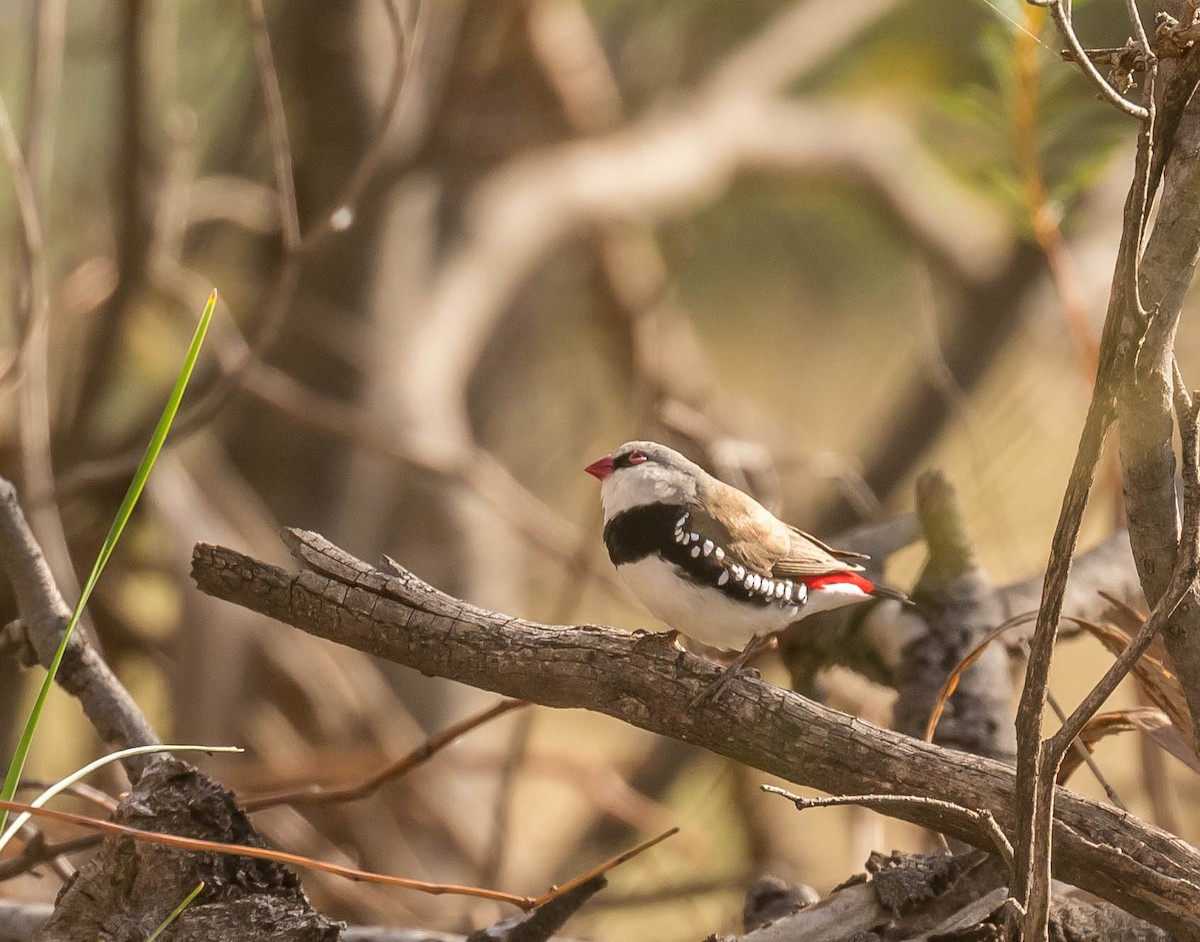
[785,525,869,562]
[703,480,866,578]
[772,527,866,577]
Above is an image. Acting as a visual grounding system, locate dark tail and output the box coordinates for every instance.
[869,584,913,606]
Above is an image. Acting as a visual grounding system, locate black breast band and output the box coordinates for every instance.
[604,502,801,608]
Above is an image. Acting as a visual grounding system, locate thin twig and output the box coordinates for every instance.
[1123,0,1154,66]
[1043,0,1149,118]
[1012,33,1161,933]
[922,608,1125,810]
[242,699,528,811]
[0,796,536,909]
[18,779,119,813]
[1044,690,1126,811]
[760,785,1014,872]
[244,0,300,252]
[924,611,1038,742]
[528,827,679,909]
[0,832,102,882]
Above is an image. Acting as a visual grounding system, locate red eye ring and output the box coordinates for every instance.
[628,450,647,464]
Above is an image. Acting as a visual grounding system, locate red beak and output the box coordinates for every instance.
[584,454,615,481]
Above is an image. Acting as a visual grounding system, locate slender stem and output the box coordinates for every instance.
[1047,0,1149,119]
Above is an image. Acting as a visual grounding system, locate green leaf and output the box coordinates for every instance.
[0,290,217,834]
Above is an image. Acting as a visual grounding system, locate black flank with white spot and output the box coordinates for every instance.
[603,502,805,608]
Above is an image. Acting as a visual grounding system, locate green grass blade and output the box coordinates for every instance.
[0,290,217,834]
[145,881,205,942]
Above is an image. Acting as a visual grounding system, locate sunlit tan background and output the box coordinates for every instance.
[1,1,1196,939]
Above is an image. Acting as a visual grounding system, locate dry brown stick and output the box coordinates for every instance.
[921,612,1125,810]
[0,796,536,909]
[192,532,1200,939]
[1044,689,1126,811]
[18,779,120,813]
[242,698,528,811]
[0,794,674,918]
[528,827,678,909]
[467,876,605,942]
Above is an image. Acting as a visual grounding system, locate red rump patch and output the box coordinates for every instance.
[802,572,875,593]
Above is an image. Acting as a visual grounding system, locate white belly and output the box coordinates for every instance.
[617,557,799,650]
[616,556,875,651]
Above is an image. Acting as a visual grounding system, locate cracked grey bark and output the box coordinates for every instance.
[192,529,1200,940]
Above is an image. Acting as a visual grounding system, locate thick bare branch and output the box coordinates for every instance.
[191,531,1200,940]
[1118,44,1200,746]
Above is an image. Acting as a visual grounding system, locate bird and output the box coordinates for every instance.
[585,440,904,701]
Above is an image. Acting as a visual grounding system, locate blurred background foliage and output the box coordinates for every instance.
[0,0,1193,939]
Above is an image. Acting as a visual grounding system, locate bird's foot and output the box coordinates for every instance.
[689,634,771,708]
[689,663,744,707]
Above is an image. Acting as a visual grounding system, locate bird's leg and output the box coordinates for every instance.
[690,634,774,707]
